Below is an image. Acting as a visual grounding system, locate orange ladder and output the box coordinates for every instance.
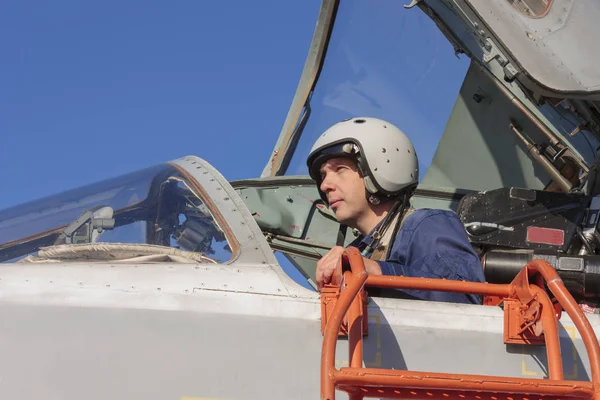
[320,247,600,400]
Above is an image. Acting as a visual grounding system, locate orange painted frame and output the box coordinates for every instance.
[320,247,600,400]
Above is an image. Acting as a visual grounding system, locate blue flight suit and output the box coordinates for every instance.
[349,209,486,304]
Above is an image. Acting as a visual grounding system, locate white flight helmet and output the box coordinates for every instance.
[306,117,419,203]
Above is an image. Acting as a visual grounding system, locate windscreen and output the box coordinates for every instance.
[0,164,232,263]
[285,0,470,179]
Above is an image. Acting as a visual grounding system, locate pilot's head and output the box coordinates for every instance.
[306,117,418,231]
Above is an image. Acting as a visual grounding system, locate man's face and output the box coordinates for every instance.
[319,157,370,227]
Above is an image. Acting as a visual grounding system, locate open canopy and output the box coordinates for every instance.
[263,0,600,206]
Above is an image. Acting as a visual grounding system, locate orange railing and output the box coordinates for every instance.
[320,247,600,400]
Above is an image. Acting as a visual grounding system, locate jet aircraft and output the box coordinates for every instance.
[2,1,600,399]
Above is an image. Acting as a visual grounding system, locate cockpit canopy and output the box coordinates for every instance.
[0,163,232,264]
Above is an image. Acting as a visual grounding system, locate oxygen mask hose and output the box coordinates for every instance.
[361,199,405,258]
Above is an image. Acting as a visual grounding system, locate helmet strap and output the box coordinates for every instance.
[361,190,411,258]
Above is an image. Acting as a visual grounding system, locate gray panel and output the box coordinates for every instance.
[0,299,596,400]
[422,62,553,192]
[409,186,472,212]
[233,176,350,283]
[234,178,323,239]
[0,304,324,400]
[467,0,600,96]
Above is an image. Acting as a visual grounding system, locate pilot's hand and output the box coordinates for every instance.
[316,246,345,290]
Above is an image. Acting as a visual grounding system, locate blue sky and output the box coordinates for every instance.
[285,0,470,176]
[1,1,322,208]
[1,1,470,286]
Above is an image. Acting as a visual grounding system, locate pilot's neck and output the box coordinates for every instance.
[355,202,393,236]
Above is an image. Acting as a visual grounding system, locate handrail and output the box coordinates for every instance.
[526,259,600,390]
[320,247,600,400]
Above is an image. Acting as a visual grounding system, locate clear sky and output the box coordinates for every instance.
[1,1,322,208]
[1,1,470,287]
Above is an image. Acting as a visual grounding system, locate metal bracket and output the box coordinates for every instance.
[320,281,369,337]
[504,267,547,345]
[504,299,546,345]
[55,206,115,245]
[483,38,507,66]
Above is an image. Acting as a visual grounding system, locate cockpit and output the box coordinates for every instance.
[0,163,233,264]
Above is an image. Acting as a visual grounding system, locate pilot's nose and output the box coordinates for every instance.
[320,174,335,194]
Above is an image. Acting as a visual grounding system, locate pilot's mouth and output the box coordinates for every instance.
[329,200,342,210]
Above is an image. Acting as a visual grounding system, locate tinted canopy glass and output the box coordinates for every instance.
[0,164,232,263]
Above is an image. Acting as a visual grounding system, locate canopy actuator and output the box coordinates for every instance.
[509,121,575,193]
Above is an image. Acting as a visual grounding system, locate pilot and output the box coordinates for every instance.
[306,117,485,304]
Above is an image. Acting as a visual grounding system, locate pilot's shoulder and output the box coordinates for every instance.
[403,208,464,231]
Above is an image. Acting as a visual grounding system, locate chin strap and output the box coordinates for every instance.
[360,193,409,258]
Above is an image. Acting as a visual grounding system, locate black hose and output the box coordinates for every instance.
[577,226,595,254]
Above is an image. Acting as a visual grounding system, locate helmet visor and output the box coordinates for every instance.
[307,141,359,184]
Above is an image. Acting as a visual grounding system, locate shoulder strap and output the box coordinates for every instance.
[370,208,416,261]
